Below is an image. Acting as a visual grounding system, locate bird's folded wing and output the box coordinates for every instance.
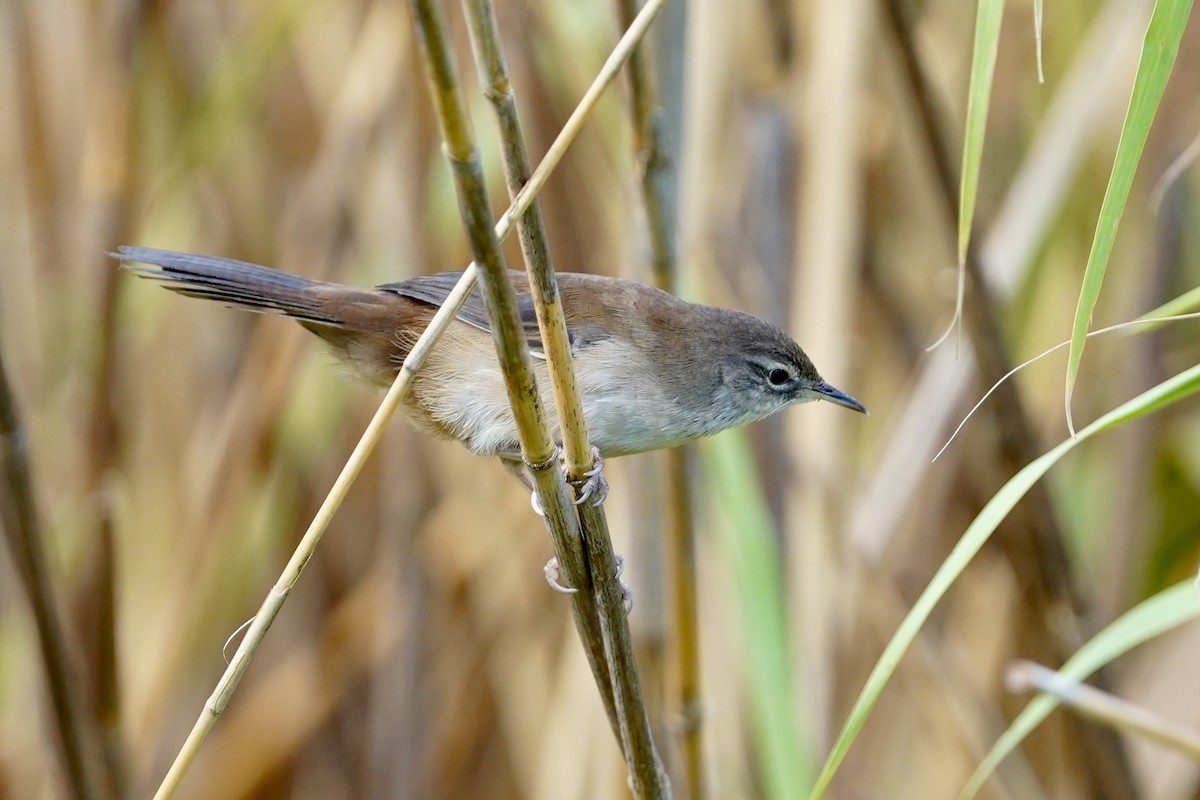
[380,271,597,358]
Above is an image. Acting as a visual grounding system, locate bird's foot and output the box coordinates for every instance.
[567,447,608,507]
[542,553,632,614]
[526,446,608,515]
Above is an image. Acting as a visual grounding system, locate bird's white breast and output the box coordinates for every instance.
[414,333,704,457]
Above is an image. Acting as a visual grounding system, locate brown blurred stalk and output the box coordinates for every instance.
[410,0,669,795]
[80,5,150,796]
[614,0,704,795]
[0,344,105,799]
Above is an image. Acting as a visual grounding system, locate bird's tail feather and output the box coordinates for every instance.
[115,246,341,326]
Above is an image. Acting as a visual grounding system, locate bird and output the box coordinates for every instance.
[116,246,866,474]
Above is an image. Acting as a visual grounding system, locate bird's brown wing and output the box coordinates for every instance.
[379,271,609,358]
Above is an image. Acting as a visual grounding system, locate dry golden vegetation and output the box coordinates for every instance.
[2,0,1200,798]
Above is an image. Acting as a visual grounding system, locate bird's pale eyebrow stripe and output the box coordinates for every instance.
[749,351,793,367]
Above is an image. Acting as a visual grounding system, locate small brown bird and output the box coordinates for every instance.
[117,246,865,464]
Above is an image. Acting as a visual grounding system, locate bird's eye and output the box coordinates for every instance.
[768,368,791,387]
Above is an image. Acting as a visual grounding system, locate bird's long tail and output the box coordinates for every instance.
[114,246,343,326]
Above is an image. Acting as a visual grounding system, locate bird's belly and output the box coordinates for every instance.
[406,334,523,456]
[409,335,690,458]
[582,397,691,456]
[572,345,691,456]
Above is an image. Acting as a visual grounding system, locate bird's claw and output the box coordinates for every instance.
[613,554,632,614]
[528,447,608,514]
[542,554,633,615]
[569,447,608,507]
[543,557,577,594]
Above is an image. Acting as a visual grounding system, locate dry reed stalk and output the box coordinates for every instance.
[613,0,703,795]
[1007,660,1200,758]
[461,0,593,477]
[416,0,668,792]
[460,0,622,731]
[81,7,149,795]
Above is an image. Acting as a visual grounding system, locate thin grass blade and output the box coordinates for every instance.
[929,0,1004,351]
[1063,0,1193,432]
[958,0,1005,267]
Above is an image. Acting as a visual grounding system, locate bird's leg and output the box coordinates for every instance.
[499,454,546,515]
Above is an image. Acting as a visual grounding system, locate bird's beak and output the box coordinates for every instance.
[812,381,867,414]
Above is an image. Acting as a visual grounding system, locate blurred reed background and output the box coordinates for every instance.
[2,0,1200,798]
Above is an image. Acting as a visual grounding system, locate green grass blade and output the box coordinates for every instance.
[1135,285,1200,325]
[704,432,813,799]
[808,361,1200,799]
[958,0,1005,266]
[1063,0,1194,429]
[931,0,1005,351]
[959,581,1200,799]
